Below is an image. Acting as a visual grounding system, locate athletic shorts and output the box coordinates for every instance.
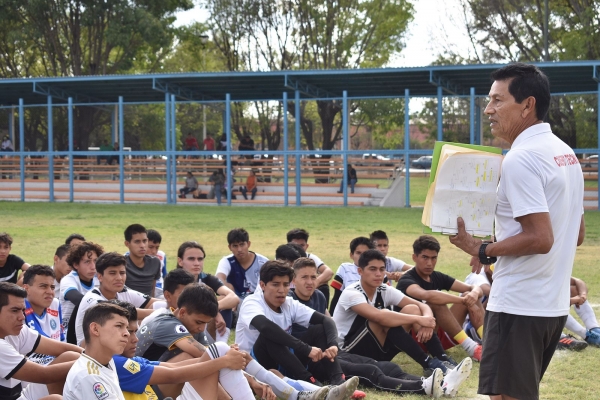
[177,382,203,400]
[410,327,457,352]
[18,383,49,400]
[341,319,398,362]
[478,311,566,400]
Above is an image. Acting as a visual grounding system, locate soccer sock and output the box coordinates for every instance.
[423,334,450,361]
[453,331,478,355]
[575,301,600,330]
[245,359,298,400]
[206,343,254,400]
[476,325,484,339]
[283,377,320,391]
[565,314,588,338]
[386,326,431,369]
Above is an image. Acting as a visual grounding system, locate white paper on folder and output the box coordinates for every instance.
[430,152,502,236]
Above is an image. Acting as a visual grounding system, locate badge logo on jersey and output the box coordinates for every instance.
[123,359,141,374]
[93,382,109,400]
[139,325,148,335]
[50,319,57,330]
[175,324,188,334]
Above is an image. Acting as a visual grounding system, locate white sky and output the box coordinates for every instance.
[174,0,473,68]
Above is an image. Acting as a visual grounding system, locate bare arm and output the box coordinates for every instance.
[570,276,588,306]
[16,263,31,286]
[175,336,206,358]
[351,303,435,329]
[216,285,240,310]
[405,284,464,306]
[35,336,83,357]
[136,308,155,319]
[13,359,74,384]
[315,265,333,287]
[148,351,245,385]
[578,215,585,246]
[216,273,235,292]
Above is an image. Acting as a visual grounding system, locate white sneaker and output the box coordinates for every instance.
[326,376,359,400]
[421,367,443,398]
[441,357,472,397]
[298,386,330,400]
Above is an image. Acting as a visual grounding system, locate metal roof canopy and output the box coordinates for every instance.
[0,61,599,107]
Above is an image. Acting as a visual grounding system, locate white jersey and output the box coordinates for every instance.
[63,353,125,400]
[59,271,99,335]
[307,253,324,267]
[331,262,360,291]
[24,298,64,365]
[333,281,405,346]
[75,287,151,345]
[215,252,268,297]
[53,278,60,299]
[0,325,40,399]
[385,256,406,272]
[235,290,314,352]
[140,307,171,329]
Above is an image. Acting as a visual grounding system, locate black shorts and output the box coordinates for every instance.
[341,319,399,362]
[478,311,567,400]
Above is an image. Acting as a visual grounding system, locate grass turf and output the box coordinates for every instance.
[2,202,599,399]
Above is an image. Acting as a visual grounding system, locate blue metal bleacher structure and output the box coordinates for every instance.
[1,61,599,207]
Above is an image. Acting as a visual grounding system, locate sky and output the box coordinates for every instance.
[174,0,473,68]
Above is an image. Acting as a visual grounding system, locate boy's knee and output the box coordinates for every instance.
[401,304,422,316]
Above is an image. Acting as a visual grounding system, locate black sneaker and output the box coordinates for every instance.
[556,334,588,351]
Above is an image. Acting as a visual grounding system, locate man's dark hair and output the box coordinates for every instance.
[413,235,441,255]
[350,236,374,254]
[177,241,206,259]
[66,242,104,269]
[0,282,26,311]
[286,228,309,243]
[260,260,294,284]
[82,302,130,344]
[147,229,162,244]
[65,233,86,245]
[358,249,387,269]
[177,283,218,317]
[23,265,55,285]
[227,228,249,244]
[96,252,127,275]
[164,269,196,294]
[275,243,307,264]
[370,230,388,242]
[490,63,551,120]
[0,233,13,246]
[292,257,317,274]
[108,300,137,322]
[124,224,146,242]
[55,244,71,259]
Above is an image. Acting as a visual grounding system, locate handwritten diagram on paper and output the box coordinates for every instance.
[430,153,502,236]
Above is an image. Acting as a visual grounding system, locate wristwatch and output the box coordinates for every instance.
[479,242,497,265]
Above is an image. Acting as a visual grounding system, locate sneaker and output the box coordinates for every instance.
[585,329,600,347]
[441,357,473,397]
[350,390,366,399]
[298,386,330,400]
[424,357,449,376]
[421,367,443,398]
[557,334,588,351]
[325,376,359,400]
[472,344,482,361]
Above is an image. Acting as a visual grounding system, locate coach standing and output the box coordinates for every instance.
[449,63,584,400]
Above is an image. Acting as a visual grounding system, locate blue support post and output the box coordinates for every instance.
[118,96,125,204]
[295,90,301,206]
[597,82,600,210]
[342,90,349,207]
[165,93,171,204]
[470,87,475,144]
[225,93,232,206]
[171,95,177,204]
[18,99,24,202]
[47,96,54,202]
[437,86,443,142]
[404,89,410,208]
[68,97,74,202]
[283,92,289,206]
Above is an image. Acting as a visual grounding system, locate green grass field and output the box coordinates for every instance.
[2,202,600,399]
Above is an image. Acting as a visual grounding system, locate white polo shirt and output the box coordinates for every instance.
[488,123,584,317]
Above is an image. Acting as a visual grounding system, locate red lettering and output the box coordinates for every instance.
[46,308,59,317]
[554,154,579,167]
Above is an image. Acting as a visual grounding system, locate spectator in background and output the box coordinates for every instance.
[337,164,357,194]
[179,171,199,199]
[97,139,112,165]
[240,170,258,200]
[108,141,120,165]
[209,169,226,205]
[1,135,13,151]
[184,133,199,151]
[239,134,255,159]
[203,134,215,152]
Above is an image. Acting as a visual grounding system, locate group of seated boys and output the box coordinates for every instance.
[0,224,597,400]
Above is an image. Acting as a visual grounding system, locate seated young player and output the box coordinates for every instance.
[0,232,31,286]
[0,282,82,400]
[63,302,131,400]
[113,300,257,400]
[330,237,374,314]
[176,241,239,343]
[146,229,167,298]
[23,265,65,366]
[333,249,473,392]
[290,257,445,398]
[562,276,600,347]
[236,260,360,399]
[136,283,329,400]
[287,229,334,304]
[74,252,158,346]
[396,236,484,361]
[276,243,307,265]
[59,241,103,339]
[369,230,413,283]
[51,244,72,298]
[215,228,268,299]
[123,224,162,297]
[64,234,85,247]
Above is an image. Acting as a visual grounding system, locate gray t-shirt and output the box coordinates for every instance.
[125,255,161,296]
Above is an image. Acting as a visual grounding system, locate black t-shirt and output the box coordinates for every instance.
[396,267,455,300]
[289,288,327,338]
[0,254,25,284]
[198,272,223,293]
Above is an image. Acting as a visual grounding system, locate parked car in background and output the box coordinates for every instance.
[411,156,432,169]
[583,154,598,168]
